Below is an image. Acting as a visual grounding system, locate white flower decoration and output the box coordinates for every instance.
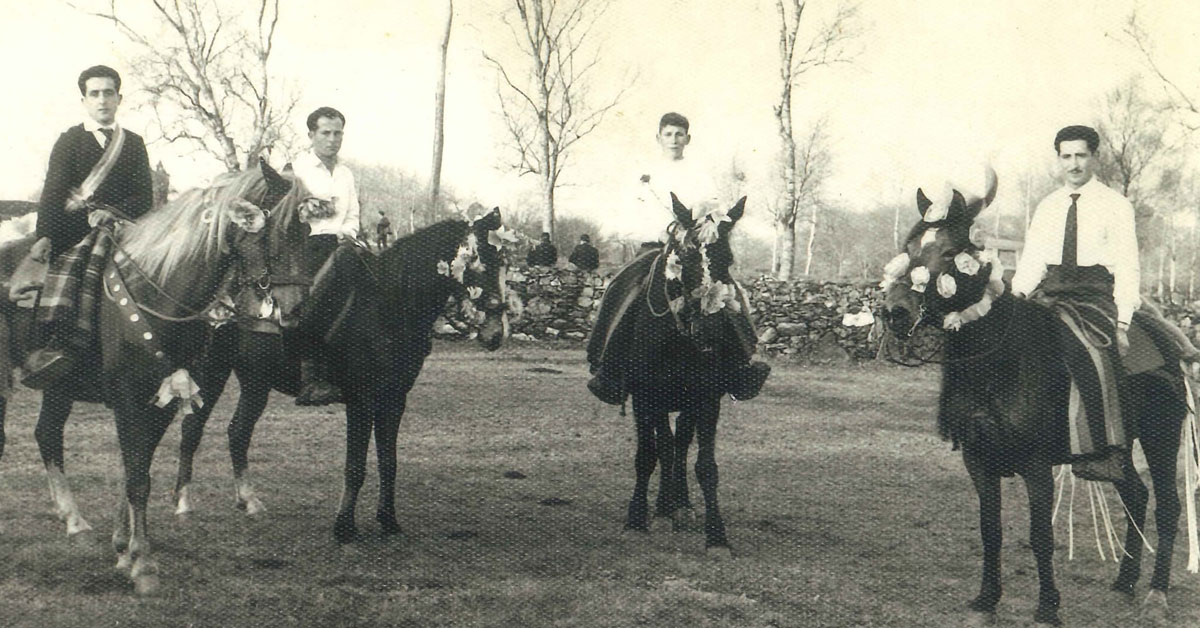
[669,296,685,314]
[968,225,986,247]
[910,266,930,292]
[697,218,721,245]
[488,226,519,249]
[695,281,739,315]
[437,260,451,276]
[467,286,483,300]
[882,253,910,280]
[937,273,957,298]
[953,252,980,276]
[664,251,682,281]
[942,312,964,331]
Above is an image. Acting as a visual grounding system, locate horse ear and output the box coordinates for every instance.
[474,207,502,231]
[670,193,693,228]
[916,188,932,217]
[727,197,746,223]
[947,190,968,223]
[260,157,290,197]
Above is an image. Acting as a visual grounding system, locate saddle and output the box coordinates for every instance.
[1125,303,1200,375]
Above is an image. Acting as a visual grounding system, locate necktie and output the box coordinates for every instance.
[1062,193,1080,269]
[99,128,114,148]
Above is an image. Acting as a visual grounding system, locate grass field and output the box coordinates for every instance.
[1,343,1197,627]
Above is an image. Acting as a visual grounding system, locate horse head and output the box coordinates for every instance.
[883,166,1004,338]
[439,207,516,351]
[658,193,747,352]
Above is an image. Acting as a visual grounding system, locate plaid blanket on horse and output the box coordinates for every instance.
[37,226,116,349]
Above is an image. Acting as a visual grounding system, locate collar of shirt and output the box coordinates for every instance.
[82,119,119,147]
[1057,176,1106,203]
[294,150,340,174]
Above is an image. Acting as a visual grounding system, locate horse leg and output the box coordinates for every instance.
[373,396,405,535]
[1022,463,1061,626]
[0,396,7,461]
[34,388,91,536]
[663,411,694,525]
[229,375,271,517]
[334,400,371,543]
[114,404,173,596]
[1140,403,1183,618]
[174,355,232,517]
[1110,448,1149,599]
[963,450,1003,618]
[625,403,659,532]
[693,398,729,554]
[111,486,133,571]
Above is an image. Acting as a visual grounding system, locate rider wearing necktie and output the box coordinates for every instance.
[1011,125,1139,481]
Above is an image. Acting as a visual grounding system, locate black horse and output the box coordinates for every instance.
[602,194,751,555]
[174,210,509,542]
[883,168,1191,625]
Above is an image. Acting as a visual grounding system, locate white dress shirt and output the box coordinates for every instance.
[1011,177,1140,324]
[82,117,118,148]
[627,155,725,242]
[291,151,361,238]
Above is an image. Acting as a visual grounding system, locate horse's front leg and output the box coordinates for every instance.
[35,388,91,536]
[373,395,406,535]
[229,373,272,517]
[692,396,729,554]
[963,449,1003,619]
[0,396,7,461]
[1021,462,1061,626]
[114,404,173,596]
[1139,401,1183,620]
[174,346,233,517]
[625,399,661,532]
[334,400,372,543]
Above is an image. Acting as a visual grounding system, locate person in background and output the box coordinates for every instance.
[568,233,599,271]
[526,231,558,267]
[375,210,391,250]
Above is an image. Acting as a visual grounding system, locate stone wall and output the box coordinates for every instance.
[437,265,1200,363]
[437,265,893,361]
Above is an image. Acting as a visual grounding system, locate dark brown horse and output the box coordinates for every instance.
[603,194,750,554]
[883,168,1192,625]
[171,210,510,541]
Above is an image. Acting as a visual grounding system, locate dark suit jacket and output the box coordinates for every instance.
[37,124,153,256]
[568,243,599,271]
[526,243,558,267]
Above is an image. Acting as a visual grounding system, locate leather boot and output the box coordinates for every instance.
[21,336,76,390]
[587,372,626,406]
[295,359,342,406]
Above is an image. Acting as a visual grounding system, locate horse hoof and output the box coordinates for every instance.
[1032,607,1061,626]
[705,544,733,560]
[963,610,995,626]
[114,553,132,571]
[1140,589,1169,623]
[334,524,357,545]
[133,573,160,596]
[623,521,649,534]
[67,517,93,537]
[376,515,401,536]
[1109,580,1136,605]
[649,516,673,533]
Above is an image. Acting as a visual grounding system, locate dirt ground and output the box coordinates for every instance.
[0,343,1197,627]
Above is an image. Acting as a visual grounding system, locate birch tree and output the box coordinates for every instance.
[430,0,454,210]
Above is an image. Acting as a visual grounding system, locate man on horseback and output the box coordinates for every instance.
[22,65,153,387]
[587,112,768,405]
[289,106,361,406]
[1011,125,1138,481]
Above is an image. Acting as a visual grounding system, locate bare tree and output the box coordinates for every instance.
[73,0,297,172]
[430,0,454,210]
[484,0,628,238]
[1124,11,1200,134]
[773,0,859,280]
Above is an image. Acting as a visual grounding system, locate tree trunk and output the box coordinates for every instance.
[803,205,817,276]
[429,0,453,211]
[776,217,796,281]
[892,203,900,249]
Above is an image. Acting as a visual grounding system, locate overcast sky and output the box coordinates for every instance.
[3,1,1198,239]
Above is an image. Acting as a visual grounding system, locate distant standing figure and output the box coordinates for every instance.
[526,232,558,267]
[568,233,599,271]
[376,210,391,250]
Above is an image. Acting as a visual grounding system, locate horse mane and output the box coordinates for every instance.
[120,168,305,284]
[382,218,469,272]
